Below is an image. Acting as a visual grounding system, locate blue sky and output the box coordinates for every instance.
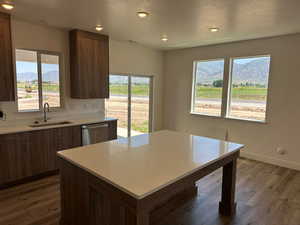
[16,61,58,74]
[234,56,270,64]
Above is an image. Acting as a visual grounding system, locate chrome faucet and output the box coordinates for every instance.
[43,102,50,122]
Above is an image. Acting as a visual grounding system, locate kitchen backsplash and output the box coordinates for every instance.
[0,98,105,126]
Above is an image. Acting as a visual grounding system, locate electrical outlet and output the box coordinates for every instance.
[0,111,4,120]
[276,147,286,155]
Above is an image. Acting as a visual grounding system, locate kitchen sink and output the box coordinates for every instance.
[29,121,72,128]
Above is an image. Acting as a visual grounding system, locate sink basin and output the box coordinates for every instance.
[29,121,72,128]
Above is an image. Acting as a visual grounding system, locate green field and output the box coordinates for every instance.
[196,86,267,100]
[17,82,60,92]
[110,85,149,96]
[132,121,149,133]
[110,84,267,100]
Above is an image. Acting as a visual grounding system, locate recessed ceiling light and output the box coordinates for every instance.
[161,36,168,42]
[137,11,149,18]
[1,1,14,10]
[209,27,219,32]
[95,25,103,31]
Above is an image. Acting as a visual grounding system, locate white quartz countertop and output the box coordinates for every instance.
[0,115,117,135]
[57,130,244,199]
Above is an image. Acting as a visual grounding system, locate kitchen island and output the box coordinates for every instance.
[58,130,244,225]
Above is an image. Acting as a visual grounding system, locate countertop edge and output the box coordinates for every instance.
[0,117,118,135]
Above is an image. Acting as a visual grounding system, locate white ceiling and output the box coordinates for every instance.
[4,0,300,49]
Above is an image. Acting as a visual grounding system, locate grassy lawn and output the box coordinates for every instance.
[132,121,149,133]
[17,82,59,92]
[196,86,267,100]
[110,85,149,96]
[110,84,267,100]
[42,83,60,92]
[17,82,39,90]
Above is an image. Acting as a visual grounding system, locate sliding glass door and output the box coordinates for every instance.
[105,74,153,138]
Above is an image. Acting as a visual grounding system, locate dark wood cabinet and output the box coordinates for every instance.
[0,121,117,187]
[0,126,82,186]
[69,29,109,99]
[0,12,15,101]
[0,132,31,183]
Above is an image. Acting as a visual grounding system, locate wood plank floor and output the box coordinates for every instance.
[0,158,299,225]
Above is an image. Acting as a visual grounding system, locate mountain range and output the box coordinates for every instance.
[197,58,270,85]
[17,71,59,83]
[17,58,270,86]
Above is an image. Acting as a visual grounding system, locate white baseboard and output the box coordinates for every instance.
[240,152,300,171]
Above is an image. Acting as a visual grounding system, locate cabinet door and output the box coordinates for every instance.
[28,126,82,171]
[0,12,14,101]
[56,126,82,168]
[0,133,31,184]
[0,126,82,185]
[70,30,109,99]
[28,129,58,173]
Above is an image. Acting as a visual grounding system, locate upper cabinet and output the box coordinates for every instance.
[69,30,109,99]
[0,12,15,101]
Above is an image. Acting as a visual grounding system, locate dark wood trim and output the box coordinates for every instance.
[149,183,197,225]
[59,150,240,225]
[139,151,240,212]
[219,158,237,216]
[0,11,15,101]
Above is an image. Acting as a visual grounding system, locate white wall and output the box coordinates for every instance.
[0,19,164,130]
[109,40,164,130]
[163,34,300,170]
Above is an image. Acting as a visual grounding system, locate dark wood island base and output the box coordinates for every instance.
[59,151,239,225]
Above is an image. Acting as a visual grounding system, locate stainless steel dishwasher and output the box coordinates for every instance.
[81,123,110,146]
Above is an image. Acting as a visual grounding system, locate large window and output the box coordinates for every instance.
[191,59,225,116]
[191,55,271,122]
[228,56,271,121]
[16,49,61,112]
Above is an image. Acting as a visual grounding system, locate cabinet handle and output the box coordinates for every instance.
[82,124,109,129]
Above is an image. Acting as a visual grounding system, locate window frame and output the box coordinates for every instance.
[226,55,271,123]
[190,55,271,123]
[190,58,226,117]
[15,48,63,112]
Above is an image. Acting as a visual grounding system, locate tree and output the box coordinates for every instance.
[212,79,223,87]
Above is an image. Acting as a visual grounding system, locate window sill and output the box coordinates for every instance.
[225,116,267,124]
[190,112,221,119]
[190,112,267,124]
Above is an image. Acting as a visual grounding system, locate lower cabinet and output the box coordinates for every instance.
[0,126,82,186]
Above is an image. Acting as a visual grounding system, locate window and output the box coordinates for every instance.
[191,59,225,116]
[16,49,61,111]
[228,56,271,121]
[190,55,271,122]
